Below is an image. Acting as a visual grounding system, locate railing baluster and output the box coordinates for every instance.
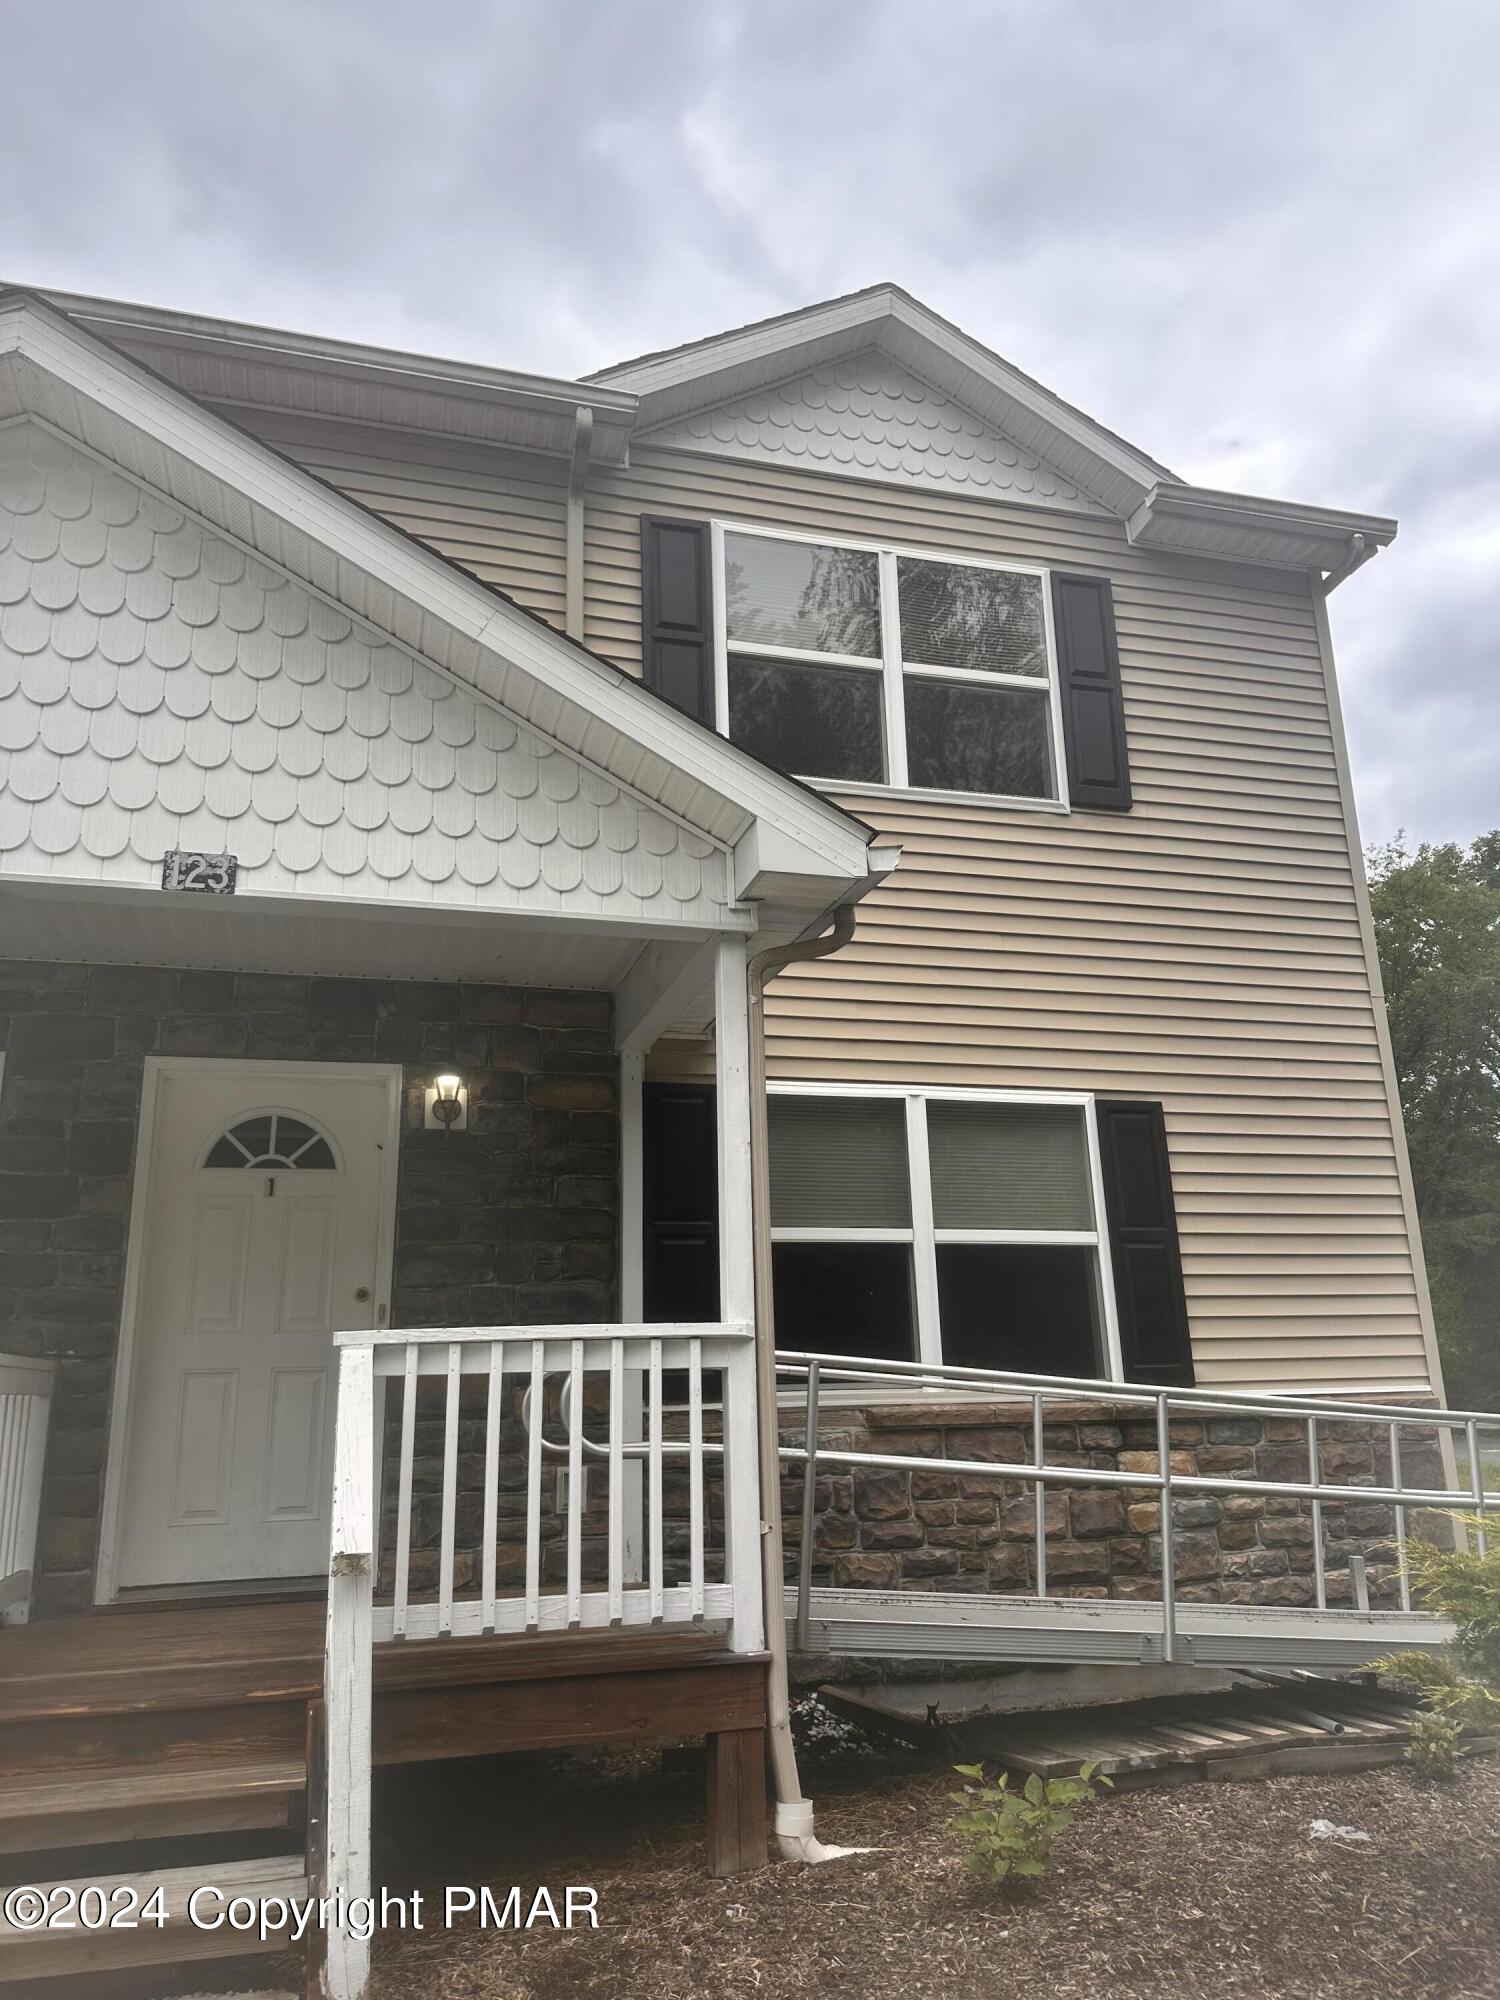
[607,1338,624,1625]
[1390,1420,1410,1612]
[566,1339,584,1630]
[0,1398,23,1580]
[481,1342,502,1635]
[1032,1391,1047,1602]
[392,1343,417,1640]
[688,1335,705,1622]
[1308,1415,1326,1611]
[0,1357,58,1621]
[525,1341,544,1631]
[439,1341,460,1636]
[1467,1419,1488,1557]
[1157,1393,1176,1664]
[649,1339,664,1624]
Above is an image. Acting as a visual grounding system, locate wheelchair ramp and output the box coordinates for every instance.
[786,1584,1457,1672]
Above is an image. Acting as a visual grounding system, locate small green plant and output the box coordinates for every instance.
[1404,1708,1464,1781]
[950,1759,1111,1884]
[1376,1513,1500,1778]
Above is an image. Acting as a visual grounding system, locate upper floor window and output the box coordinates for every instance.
[716,525,1064,804]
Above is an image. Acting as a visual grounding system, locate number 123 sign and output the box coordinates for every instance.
[161,850,238,894]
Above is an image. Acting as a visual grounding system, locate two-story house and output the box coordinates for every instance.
[0,283,1470,1992]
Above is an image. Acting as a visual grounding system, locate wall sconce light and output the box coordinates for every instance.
[423,1073,469,1132]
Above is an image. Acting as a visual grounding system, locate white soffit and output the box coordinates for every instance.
[0,877,680,989]
[0,293,878,906]
[1126,483,1398,571]
[33,288,637,465]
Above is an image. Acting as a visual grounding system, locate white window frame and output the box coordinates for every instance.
[767,1081,1122,1382]
[711,519,1071,814]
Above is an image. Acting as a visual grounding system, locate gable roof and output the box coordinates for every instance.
[589,282,1175,518]
[633,346,1098,511]
[13,281,1398,579]
[0,290,884,915]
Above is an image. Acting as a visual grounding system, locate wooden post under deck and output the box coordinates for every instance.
[705,1725,769,1878]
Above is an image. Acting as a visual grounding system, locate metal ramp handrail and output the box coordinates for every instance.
[777,1351,1496,1667]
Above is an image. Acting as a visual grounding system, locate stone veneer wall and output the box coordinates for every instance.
[776,1399,1448,1611]
[0,959,617,1614]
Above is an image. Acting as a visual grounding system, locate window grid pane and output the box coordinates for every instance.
[724,533,881,659]
[728,654,886,784]
[927,1101,1094,1232]
[897,557,1048,678]
[903,677,1053,799]
[768,1096,912,1229]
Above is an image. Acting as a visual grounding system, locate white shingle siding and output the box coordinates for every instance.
[638,351,1092,509]
[0,422,732,924]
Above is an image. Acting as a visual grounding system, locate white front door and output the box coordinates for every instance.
[116,1063,397,1591]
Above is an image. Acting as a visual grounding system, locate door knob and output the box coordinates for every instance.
[354,1286,371,1302]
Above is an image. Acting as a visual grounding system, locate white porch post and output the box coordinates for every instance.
[619,1048,646,1582]
[715,935,765,1654]
[323,1340,375,2000]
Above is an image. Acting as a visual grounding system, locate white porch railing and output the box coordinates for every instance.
[321,1320,762,2000]
[0,1354,54,1626]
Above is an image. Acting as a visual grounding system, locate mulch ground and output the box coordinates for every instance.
[365,1741,1500,2000]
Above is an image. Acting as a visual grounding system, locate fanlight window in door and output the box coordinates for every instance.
[203,1114,337,1170]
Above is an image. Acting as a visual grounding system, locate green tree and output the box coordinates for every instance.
[1368,834,1500,1405]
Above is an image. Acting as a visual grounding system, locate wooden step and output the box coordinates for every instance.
[0,1757,305,1855]
[0,1855,308,1982]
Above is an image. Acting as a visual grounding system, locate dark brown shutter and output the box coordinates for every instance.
[641,517,714,725]
[642,1082,719,1321]
[1096,1100,1194,1385]
[1051,572,1132,811]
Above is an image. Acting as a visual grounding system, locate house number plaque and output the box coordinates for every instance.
[161,850,238,894]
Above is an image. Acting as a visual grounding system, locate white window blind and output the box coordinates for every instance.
[767,1095,911,1228]
[926,1101,1093,1232]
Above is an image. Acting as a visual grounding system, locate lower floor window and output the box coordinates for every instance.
[767,1088,1115,1378]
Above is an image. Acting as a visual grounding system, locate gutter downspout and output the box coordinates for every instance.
[746,904,867,1863]
[564,405,593,640]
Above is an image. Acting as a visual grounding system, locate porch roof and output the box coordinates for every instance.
[0,291,888,906]
[0,294,897,1032]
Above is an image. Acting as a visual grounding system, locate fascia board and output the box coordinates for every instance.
[2,298,873,890]
[593,287,904,397]
[880,296,1169,496]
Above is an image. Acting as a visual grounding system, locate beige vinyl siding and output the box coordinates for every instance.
[597,447,1429,1397]
[218,412,1428,1398]
[242,412,570,630]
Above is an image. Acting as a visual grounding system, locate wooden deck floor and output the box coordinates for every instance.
[0,1600,745,1721]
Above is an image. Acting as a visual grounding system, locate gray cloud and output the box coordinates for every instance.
[3,0,1495,843]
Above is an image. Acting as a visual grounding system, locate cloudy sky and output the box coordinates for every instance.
[3,1,1496,847]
